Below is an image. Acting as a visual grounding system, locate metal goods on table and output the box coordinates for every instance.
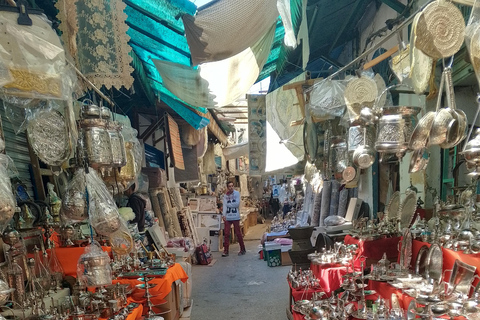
[329,136,348,181]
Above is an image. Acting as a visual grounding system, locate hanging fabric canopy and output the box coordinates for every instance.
[182,0,279,66]
[223,142,249,160]
[266,73,306,160]
[153,24,276,108]
[161,95,210,130]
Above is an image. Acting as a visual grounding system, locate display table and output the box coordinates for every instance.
[288,280,325,312]
[113,263,188,304]
[344,235,401,267]
[289,235,480,320]
[310,263,349,297]
[412,240,480,283]
[0,288,70,318]
[99,303,143,320]
[369,280,468,320]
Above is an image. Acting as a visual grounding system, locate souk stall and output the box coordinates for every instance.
[284,0,480,319]
[0,1,198,319]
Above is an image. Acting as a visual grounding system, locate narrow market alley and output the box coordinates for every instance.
[190,223,291,320]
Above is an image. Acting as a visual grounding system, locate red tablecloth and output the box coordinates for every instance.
[288,280,325,301]
[412,240,480,288]
[344,235,401,266]
[113,263,188,305]
[310,264,349,296]
[370,280,468,320]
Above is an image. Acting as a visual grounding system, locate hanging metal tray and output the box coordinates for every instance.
[425,243,443,283]
[385,191,401,220]
[448,259,477,296]
[415,245,429,277]
[399,191,417,229]
[399,228,413,270]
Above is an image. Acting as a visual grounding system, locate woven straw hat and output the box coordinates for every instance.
[468,23,480,78]
[410,13,433,94]
[344,77,378,110]
[415,0,465,59]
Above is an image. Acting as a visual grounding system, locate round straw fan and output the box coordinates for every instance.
[415,1,465,59]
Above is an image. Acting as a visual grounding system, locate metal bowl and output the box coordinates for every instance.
[409,148,429,173]
[409,111,436,150]
[430,303,448,316]
[82,104,100,117]
[462,128,480,163]
[353,145,375,169]
[429,109,455,146]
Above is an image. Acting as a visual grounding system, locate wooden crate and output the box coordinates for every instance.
[281,251,292,266]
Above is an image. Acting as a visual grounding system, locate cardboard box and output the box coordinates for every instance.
[152,282,180,320]
[281,251,292,266]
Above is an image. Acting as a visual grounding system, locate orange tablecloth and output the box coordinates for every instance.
[113,263,188,305]
[99,303,143,320]
[52,246,113,277]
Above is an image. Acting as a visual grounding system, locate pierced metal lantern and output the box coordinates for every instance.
[80,118,113,169]
[107,121,127,168]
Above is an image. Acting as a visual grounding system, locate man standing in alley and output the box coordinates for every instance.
[222,181,246,257]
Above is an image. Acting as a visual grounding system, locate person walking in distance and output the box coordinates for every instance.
[222,181,246,257]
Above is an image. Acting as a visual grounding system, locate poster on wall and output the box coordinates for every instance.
[248,94,266,176]
[272,185,280,198]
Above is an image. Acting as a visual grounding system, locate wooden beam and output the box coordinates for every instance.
[219,116,248,120]
[139,118,164,141]
[217,111,248,114]
[218,106,248,109]
[282,78,322,121]
[363,45,399,70]
[154,135,166,145]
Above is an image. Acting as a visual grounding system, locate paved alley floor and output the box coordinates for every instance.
[190,223,291,320]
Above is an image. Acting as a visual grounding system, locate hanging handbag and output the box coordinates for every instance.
[0,0,68,100]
